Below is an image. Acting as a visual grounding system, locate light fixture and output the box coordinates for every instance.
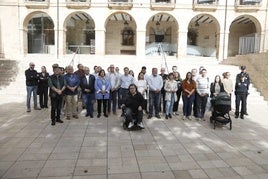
[195,21,199,27]
[156,21,160,26]
[124,20,129,27]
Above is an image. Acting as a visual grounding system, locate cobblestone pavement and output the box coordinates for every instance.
[0,100,268,179]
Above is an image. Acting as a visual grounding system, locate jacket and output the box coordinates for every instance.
[95,76,111,100]
[80,74,95,94]
[164,80,178,101]
[123,92,144,113]
[48,74,66,98]
[25,68,38,86]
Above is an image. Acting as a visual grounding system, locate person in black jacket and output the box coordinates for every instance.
[80,66,95,118]
[121,84,145,129]
[210,75,224,98]
[48,64,66,126]
[25,62,41,112]
[235,74,248,119]
[38,66,49,108]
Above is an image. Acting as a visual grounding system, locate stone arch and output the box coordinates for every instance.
[145,12,179,56]
[228,15,262,56]
[64,11,95,54]
[23,11,54,54]
[187,14,220,58]
[105,12,137,55]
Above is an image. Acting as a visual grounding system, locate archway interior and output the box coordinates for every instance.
[66,12,95,54]
[228,16,259,56]
[187,14,218,58]
[105,12,136,55]
[27,13,54,53]
[146,13,177,56]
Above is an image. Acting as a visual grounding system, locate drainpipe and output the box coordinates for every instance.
[263,0,268,52]
[222,0,228,60]
[57,0,59,59]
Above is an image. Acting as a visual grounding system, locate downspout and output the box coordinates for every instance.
[57,0,59,59]
[262,0,268,52]
[222,0,228,60]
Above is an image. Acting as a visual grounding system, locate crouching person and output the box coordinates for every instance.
[121,84,145,129]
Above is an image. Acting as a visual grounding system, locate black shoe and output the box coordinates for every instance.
[244,112,248,115]
[240,115,244,119]
[147,115,152,119]
[104,113,108,118]
[85,114,90,117]
[51,121,56,126]
[155,115,161,119]
[44,106,48,108]
[90,115,93,118]
[168,114,172,119]
[97,114,101,118]
[235,115,238,118]
[165,115,168,119]
[34,107,41,110]
[56,119,64,123]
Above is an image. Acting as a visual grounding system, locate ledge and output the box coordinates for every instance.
[25,1,49,9]
[150,3,175,11]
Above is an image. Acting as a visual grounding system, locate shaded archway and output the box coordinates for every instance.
[146,13,178,56]
[187,14,220,58]
[24,12,54,54]
[228,15,261,56]
[65,12,95,54]
[105,12,137,55]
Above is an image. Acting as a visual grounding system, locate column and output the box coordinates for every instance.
[95,28,105,56]
[57,28,65,58]
[218,31,229,61]
[136,29,146,57]
[178,29,188,58]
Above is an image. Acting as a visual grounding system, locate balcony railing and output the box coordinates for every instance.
[108,0,133,10]
[24,0,49,9]
[150,0,176,10]
[235,0,262,11]
[193,0,218,11]
[66,0,91,9]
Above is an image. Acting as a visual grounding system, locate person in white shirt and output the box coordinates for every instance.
[135,72,148,112]
[164,73,178,119]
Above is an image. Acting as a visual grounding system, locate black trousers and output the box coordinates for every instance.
[50,95,63,122]
[97,99,108,114]
[124,108,143,124]
[235,93,246,116]
[39,86,48,107]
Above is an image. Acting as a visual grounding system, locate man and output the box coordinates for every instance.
[93,65,101,78]
[25,62,41,112]
[64,65,80,120]
[195,68,209,120]
[119,67,135,113]
[147,68,163,119]
[121,84,144,129]
[235,74,248,119]
[107,64,120,115]
[80,66,95,118]
[159,67,168,114]
[141,66,149,82]
[74,63,84,80]
[172,65,178,73]
[48,64,66,126]
[236,66,250,115]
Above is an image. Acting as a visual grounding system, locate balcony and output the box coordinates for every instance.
[66,0,91,9]
[108,0,133,10]
[150,0,176,11]
[24,0,49,9]
[192,0,218,11]
[235,0,262,11]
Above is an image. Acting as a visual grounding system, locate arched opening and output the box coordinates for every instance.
[187,14,220,58]
[228,15,261,56]
[105,12,136,55]
[65,12,95,54]
[146,13,178,56]
[26,13,54,54]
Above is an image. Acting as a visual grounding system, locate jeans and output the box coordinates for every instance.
[165,93,175,115]
[108,90,118,113]
[26,85,38,109]
[182,94,195,116]
[149,91,161,116]
[195,93,208,118]
[124,108,143,124]
[82,93,95,116]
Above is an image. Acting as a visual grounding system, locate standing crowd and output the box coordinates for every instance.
[25,62,250,127]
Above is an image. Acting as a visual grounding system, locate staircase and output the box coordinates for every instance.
[0,59,18,90]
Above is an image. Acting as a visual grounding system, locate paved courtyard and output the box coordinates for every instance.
[0,98,268,179]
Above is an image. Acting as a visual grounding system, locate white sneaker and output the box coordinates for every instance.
[187,116,193,120]
[128,122,134,129]
[182,115,187,120]
[137,122,144,129]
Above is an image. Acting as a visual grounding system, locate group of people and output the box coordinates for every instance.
[25,62,250,127]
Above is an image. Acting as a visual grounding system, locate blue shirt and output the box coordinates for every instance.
[64,73,80,95]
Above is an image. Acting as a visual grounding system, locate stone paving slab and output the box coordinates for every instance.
[1,101,268,179]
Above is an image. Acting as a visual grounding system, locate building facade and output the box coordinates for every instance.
[0,0,267,61]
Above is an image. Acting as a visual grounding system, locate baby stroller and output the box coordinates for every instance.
[210,92,232,130]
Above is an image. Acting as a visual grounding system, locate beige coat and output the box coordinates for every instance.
[164,80,178,101]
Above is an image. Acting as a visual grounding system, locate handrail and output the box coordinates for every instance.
[158,43,169,73]
[69,47,80,67]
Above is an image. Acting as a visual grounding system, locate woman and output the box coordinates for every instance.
[38,66,49,108]
[181,72,196,120]
[173,71,182,115]
[95,69,111,118]
[222,72,233,97]
[164,73,178,119]
[129,70,134,77]
[135,72,147,112]
[210,75,224,98]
